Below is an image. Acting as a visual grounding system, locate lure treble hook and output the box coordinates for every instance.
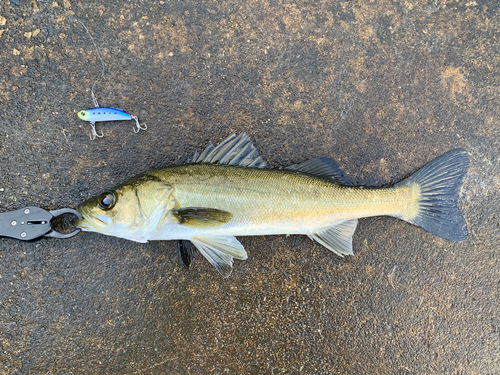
[89,121,104,141]
[131,115,147,133]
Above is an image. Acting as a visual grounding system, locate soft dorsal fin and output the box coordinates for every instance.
[308,219,358,256]
[286,156,352,185]
[190,132,268,168]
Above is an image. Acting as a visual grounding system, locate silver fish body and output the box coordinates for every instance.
[76,133,468,276]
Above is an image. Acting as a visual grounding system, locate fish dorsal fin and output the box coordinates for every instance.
[286,156,352,185]
[191,132,268,168]
[172,207,233,229]
[308,219,358,256]
[177,239,196,268]
[191,235,248,277]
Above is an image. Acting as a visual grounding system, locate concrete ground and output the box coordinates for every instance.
[0,0,499,373]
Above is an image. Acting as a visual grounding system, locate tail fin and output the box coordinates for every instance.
[396,149,468,241]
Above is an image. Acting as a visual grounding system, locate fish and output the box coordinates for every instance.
[75,132,468,277]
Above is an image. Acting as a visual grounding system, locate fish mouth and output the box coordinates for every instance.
[73,206,107,232]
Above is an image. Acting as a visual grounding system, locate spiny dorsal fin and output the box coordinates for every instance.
[190,132,268,168]
[308,219,358,256]
[287,156,352,185]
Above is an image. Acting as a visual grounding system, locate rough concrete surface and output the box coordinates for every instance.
[0,0,499,373]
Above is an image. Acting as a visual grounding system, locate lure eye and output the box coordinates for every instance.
[98,192,115,210]
[80,111,86,117]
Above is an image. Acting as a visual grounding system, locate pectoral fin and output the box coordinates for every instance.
[191,235,248,277]
[308,219,358,256]
[172,207,233,229]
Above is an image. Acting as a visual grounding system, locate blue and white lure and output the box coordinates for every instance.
[78,107,147,140]
[75,19,147,140]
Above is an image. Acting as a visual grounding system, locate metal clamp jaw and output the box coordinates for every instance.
[0,207,82,241]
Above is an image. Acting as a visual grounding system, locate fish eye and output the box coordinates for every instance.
[98,192,115,210]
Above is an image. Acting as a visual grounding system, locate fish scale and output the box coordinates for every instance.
[150,164,413,233]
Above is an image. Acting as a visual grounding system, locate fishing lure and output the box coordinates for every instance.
[78,107,147,140]
[75,19,146,140]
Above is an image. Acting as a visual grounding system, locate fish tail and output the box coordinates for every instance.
[395,149,468,241]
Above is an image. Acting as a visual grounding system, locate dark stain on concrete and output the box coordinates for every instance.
[0,0,499,373]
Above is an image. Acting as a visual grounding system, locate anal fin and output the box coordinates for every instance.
[308,219,358,256]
